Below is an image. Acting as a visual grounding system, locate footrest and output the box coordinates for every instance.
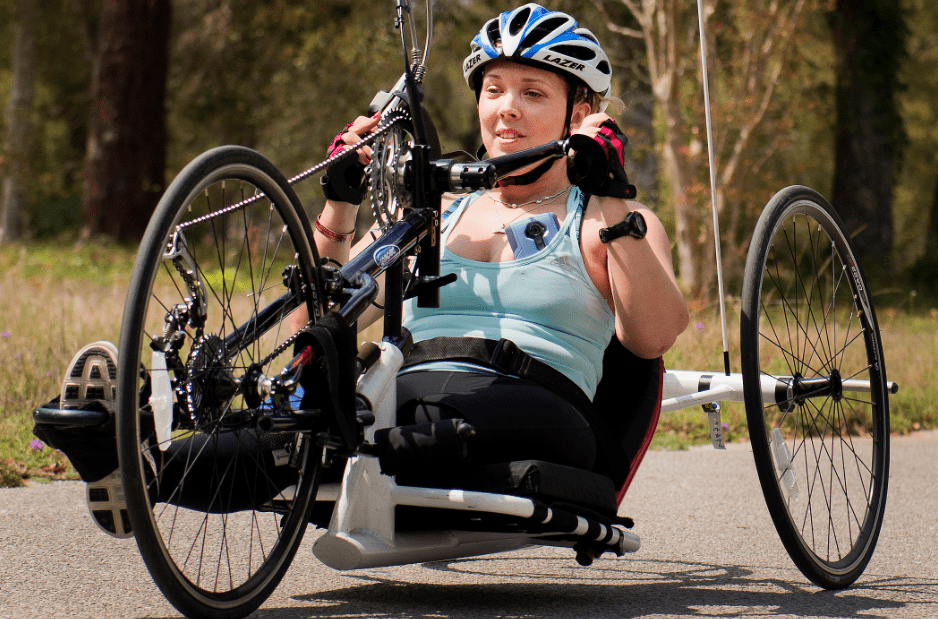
[33,403,109,427]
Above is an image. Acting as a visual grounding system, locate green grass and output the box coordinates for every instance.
[0,241,135,485]
[655,300,938,450]
[2,241,937,486]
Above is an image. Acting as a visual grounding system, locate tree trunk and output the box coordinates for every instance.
[0,0,38,244]
[82,0,172,242]
[925,173,938,256]
[656,72,704,296]
[830,0,906,279]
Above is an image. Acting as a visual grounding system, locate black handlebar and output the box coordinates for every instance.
[429,139,567,192]
[428,134,608,193]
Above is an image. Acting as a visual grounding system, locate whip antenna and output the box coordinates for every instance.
[696,0,730,376]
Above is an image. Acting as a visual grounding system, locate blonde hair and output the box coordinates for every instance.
[573,83,624,115]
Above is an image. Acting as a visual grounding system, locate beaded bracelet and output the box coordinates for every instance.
[315,216,355,243]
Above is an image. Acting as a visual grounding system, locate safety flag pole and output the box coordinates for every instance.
[696,0,731,376]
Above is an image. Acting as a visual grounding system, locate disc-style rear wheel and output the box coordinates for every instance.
[740,185,890,588]
[117,146,324,619]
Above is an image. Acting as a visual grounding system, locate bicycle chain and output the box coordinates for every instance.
[257,321,314,370]
[175,111,412,232]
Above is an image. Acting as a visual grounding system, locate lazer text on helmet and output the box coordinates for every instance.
[542,55,585,72]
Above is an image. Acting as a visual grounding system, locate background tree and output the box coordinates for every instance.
[2,0,933,307]
[0,0,37,244]
[897,0,938,296]
[82,0,171,241]
[829,0,908,280]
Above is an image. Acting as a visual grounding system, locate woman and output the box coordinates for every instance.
[315,4,688,479]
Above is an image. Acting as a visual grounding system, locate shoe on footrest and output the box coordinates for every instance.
[61,341,118,409]
[61,341,131,539]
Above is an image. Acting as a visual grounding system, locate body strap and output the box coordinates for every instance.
[402,336,630,486]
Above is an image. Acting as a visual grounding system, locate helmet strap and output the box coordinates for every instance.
[496,159,555,187]
[563,81,576,137]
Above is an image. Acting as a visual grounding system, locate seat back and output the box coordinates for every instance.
[592,337,664,504]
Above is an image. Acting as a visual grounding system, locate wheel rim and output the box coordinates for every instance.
[120,158,321,609]
[750,201,888,573]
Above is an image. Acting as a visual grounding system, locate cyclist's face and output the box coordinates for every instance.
[478,60,573,157]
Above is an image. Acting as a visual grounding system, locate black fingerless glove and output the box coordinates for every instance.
[591,119,637,200]
[321,125,368,205]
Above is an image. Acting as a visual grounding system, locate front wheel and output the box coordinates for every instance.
[740,186,890,589]
[117,146,324,619]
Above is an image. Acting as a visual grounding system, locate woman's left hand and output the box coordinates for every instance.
[571,112,613,140]
[572,114,634,200]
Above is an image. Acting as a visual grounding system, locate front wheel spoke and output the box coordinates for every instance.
[804,400,858,558]
[217,512,233,591]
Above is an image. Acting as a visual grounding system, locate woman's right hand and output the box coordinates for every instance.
[321,114,381,205]
[327,115,381,165]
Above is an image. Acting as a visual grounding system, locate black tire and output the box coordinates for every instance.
[740,186,890,589]
[117,146,324,619]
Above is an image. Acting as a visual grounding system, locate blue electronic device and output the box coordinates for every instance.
[505,212,560,259]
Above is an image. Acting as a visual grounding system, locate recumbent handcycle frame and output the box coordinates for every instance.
[34,2,895,618]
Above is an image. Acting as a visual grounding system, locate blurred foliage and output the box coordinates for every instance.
[0,0,936,288]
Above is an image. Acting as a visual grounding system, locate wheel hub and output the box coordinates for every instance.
[185,334,239,424]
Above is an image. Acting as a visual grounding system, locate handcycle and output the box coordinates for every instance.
[63,2,896,617]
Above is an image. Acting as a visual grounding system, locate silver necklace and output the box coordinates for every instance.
[490,185,571,209]
[491,186,571,234]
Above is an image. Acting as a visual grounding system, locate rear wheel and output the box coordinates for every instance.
[740,185,890,588]
[117,146,324,619]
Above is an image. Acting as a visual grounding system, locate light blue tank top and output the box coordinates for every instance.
[402,187,616,398]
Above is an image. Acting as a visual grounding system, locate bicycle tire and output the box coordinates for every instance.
[117,146,324,619]
[740,185,890,589]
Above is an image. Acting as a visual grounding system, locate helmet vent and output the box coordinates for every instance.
[486,20,502,48]
[550,44,597,61]
[578,30,600,45]
[520,17,570,50]
[508,8,532,36]
[597,60,612,75]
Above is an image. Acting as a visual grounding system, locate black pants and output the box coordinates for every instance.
[396,370,597,471]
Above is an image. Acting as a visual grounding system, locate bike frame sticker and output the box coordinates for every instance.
[373,245,401,268]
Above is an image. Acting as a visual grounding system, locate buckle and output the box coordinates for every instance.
[490,338,525,376]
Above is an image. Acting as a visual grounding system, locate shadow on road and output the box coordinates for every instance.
[236,556,938,619]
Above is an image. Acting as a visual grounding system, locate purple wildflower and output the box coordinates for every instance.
[0,331,9,338]
[695,322,704,330]
[29,439,45,452]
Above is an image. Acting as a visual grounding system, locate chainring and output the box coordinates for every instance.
[369,118,415,230]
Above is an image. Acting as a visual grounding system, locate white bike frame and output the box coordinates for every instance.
[313,341,641,570]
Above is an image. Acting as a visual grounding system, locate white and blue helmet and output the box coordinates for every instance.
[463,4,612,100]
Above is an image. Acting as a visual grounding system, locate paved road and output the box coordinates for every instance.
[2,432,936,619]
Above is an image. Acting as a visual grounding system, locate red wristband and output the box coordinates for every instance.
[315,216,355,242]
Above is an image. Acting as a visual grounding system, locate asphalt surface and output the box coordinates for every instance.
[1,431,935,619]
